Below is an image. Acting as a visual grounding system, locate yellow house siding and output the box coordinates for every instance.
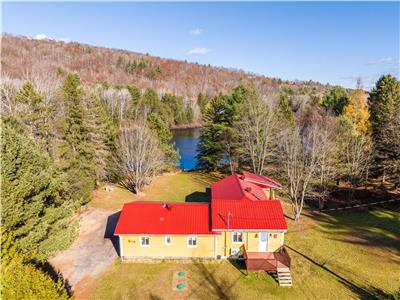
[263,189,277,200]
[214,231,285,255]
[119,235,216,259]
[216,232,226,257]
[246,232,259,252]
[264,189,271,199]
[224,231,247,256]
[118,231,286,260]
[268,232,284,252]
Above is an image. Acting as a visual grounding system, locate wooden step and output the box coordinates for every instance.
[277,269,292,287]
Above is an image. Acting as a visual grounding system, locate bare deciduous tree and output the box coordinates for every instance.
[277,117,338,220]
[234,96,278,175]
[0,75,22,117]
[341,133,372,200]
[99,87,131,121]
[117,119,164,193]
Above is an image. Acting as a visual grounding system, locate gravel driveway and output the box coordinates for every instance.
[50,207,120,299]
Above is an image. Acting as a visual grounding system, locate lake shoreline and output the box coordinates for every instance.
[171,128,201,171]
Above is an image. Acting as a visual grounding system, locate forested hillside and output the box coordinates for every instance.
[1,33,399,299]
[2,34,329,126]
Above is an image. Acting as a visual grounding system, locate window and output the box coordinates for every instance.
[273,234,278,239]
[140,236,149,247]
[187,237,197,247]
[260,232,267,242]
[232,231,243,243]
[165,236,172,246]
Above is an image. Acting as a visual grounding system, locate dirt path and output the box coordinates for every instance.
[50,207,120,299]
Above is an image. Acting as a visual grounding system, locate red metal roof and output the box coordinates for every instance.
[115,172,287,235]
[211,173,287,230]
[114,202,218,235]
[242,171,282,189]
[211,174,275,201]
[211,198,288,230]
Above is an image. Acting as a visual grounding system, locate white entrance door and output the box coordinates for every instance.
[258,232,268,252]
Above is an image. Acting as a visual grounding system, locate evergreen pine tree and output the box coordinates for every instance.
[1,118,75,259]
[322,86,349,115]
[85,93,118,182]
[126,84,141,106]
[14,82,52,147]
[278,93,295,126]
[196,94,233,170]
[369,75,400,184]
[60,74,95,203]
[147,112,179,167]
[197,84,254,170]
[197,92,209,114]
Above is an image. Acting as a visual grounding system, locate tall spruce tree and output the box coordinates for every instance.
[147,112,179,168]
[1,118,75,260]
[85,93,118,182]
[278,93,295,126]
[197,84,255,171]
[61,74,95,203]
[369,75,400,184]
[126,84,141,106]
[13,82,52,148]
[196,94,232,170]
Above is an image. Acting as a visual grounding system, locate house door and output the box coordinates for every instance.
[258,232,268,252]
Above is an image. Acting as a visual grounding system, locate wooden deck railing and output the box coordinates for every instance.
[242,245,291,271]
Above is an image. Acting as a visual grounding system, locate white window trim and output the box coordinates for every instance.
[165,235,172,246]
[140,236,150,247]
[232,231,243,244]
[187,237,198,248]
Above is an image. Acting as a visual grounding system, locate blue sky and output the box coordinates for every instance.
[2,2,399,89]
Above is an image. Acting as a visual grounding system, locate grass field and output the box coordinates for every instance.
[89,171,218,210]
[88,172,400,299]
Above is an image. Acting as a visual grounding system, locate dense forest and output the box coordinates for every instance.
[196,78,400,219]
[2,34,330,126]
[1,34,399,298]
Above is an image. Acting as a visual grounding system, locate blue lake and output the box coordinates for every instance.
[171,128,201,171]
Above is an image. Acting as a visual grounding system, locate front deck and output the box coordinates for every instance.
[243,246,291,272]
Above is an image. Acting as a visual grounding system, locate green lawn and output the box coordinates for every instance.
[89,171,218,210]
[88,172,400,299]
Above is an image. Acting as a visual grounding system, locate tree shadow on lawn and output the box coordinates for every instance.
[310,209,400,255]
[306,183,400,211]
[286,245,383,299]
[104,211,121,256]
[186,188,211,203]
[188,171,221,185]
[188,259,240,300]
[341,281,399,300]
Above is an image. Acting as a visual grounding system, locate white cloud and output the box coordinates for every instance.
[190,28,203,36]
[188,47,210,55]
[33,33,48,40]
[367,57,395,65]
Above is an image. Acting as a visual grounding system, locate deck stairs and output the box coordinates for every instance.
[277,268,292,287]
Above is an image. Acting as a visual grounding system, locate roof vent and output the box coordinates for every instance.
[245,187,252,192]
[239,175,245,180]
[162,202,168,209]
